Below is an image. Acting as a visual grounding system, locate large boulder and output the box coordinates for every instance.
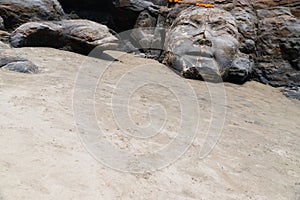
[10,19,119,55]
[0,0,65,30]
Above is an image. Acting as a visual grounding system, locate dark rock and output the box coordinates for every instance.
[226,57,253,84]
[253,62,300,87]
[254,6,300,86]
[239,40,256,54]
[280,38,300,70]
[117,0,300,86]
[114,0,167,13]
[282,86,300,100]
[10,20,119,55]
[0,57,38,73]
[114,0,158,12]
[59,0,139,32]
[0,0,65,30]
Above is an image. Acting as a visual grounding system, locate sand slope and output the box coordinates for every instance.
[0,47,299,199]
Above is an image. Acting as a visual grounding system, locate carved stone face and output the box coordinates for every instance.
[165,7,241,81]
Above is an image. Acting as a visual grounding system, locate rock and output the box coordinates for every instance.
[225,57,253,84]
[0,0,65,30]
[255,6,300,86]
[114,0,166,12]
[10,19,119,55]
[0,41,10,49]
[282,86,300,100]
[239,39,256,54]
[0,30,10,42]
[253,62,300,87]
[121,0,299,86]
[129,10,165,58]
[280,38,300,70]
[0,57,38,73]
[163,7,245,82]
[0,16,4,30]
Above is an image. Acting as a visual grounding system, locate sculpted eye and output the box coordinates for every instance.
[226,28,235,35]
[210,21,223,29]
[190,14,204,26]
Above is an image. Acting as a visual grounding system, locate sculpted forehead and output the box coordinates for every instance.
[172,7,237,28]
[170,7,239,40]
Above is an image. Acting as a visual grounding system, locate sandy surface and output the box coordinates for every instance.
[0,47,299,199]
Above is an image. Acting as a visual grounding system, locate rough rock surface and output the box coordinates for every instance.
[117,0,300,86]
[163,7,253,83]
[0,57,38,73]
[0,30,10,42]
[254,7,300,86]
[282,86,300,100]
[10,20,119,54]
[1,0,299,85]
[0,0,65,30]
[0,16,4,30]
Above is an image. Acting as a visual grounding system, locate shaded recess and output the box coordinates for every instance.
[58,0,139,32]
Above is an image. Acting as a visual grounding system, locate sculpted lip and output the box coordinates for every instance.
[184,48,214,59]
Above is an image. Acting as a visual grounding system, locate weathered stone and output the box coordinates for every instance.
[0,16,4,30]
[254,6,300,86]
[163,7,250,82]
[0,0,65,30]
[114,0,166,12]
[282,86,300,100]
[225,57,253,84]
[0,30,10,42]
[280,38,300,70]
[0,41,10,50]
[0,57,38,73]
[129,10,165,59]
[253,62,300,87]
[239,39,255,54]
[10,20,119,55]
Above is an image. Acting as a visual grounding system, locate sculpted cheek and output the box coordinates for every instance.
[213,37,238,52]
[214,49,233,69]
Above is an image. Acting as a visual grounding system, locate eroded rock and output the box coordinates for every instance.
[0,16,4,30]
[282,86,300,100]
[0,30,10,42]
[0,57,38,73]
[255,7,300,86]
[124,0,300,86]
[0,0,65,30]
[10,20,119,55]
